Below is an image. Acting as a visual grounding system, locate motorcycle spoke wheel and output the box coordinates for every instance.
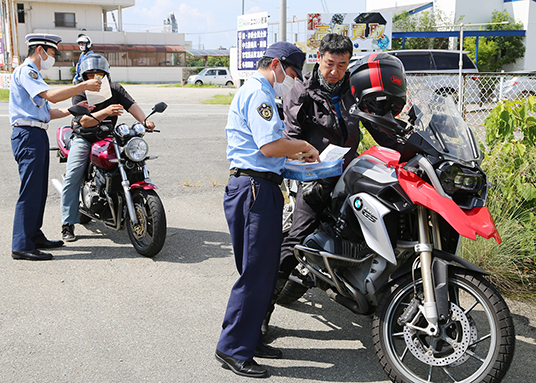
[372,272,515,383]
[126,189,166,257]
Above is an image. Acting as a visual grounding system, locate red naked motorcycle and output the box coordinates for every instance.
[53,102,167,257]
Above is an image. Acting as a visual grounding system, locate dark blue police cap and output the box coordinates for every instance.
[264,41,306,81]
[25,34,62,50]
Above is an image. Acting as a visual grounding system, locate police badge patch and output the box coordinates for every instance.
[29,71,38,79]
[257,103,273,121]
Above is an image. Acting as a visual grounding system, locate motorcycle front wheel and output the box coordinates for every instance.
[126,189,167,257]
[372,271,515,383]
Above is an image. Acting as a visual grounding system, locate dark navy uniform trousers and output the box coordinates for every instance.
[217,174,284,361]
[11,126,50,251]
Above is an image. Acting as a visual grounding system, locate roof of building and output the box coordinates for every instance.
[370,2,433,15]
[186,49,230,57]
[58,43,186,52]
[57,44,231,57]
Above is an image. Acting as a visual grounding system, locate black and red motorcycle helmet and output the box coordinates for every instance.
[350,52,407,116]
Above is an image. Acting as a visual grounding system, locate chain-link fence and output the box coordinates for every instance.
[405,73,536,143]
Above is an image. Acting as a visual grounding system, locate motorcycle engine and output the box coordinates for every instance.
[94,169,107,193]
[81,181,105,214]
[303,223,369,268]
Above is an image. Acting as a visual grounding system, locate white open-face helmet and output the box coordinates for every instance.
[76,34,92,52]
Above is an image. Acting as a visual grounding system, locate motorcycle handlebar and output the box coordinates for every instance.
[351,107,410,137]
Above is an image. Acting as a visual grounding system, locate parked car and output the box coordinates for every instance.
[391,50,481,104]
[187,67,234,86]
[350,50,481,104]
[494,71,536,101]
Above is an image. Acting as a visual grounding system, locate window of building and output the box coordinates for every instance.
[58,45,190,67]
[55,12,76,28]
[17,4,25,23]
[129,51,148,66]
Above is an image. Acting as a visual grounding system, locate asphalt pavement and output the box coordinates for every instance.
[0,84,534,382]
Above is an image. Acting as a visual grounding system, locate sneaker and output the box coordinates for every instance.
[62,224,76,242]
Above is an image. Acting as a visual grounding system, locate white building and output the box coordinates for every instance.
[0,0,211,82]
[366,0,534,71]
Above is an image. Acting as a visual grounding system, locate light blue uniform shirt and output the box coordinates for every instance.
[226,72,286,175]
[9,58,51,126]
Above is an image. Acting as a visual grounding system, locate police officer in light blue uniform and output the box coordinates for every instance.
[215,42,320,379]
[72,34,93,84]
[9,33,101,261]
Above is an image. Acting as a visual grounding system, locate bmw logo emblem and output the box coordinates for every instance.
[354,198,363,210]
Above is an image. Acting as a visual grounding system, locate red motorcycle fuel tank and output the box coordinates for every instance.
[91,138,117,171]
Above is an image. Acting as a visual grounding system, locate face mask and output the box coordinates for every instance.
[79,44,86,52]
[40,49,55,71]
[272,61,295,97]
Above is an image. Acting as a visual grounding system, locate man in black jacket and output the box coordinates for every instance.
[262,34,361,333]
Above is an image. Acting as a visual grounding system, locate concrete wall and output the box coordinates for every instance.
[17,2,104,33]
[41,66,185,84]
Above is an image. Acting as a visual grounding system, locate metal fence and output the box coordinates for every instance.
[405,72,536,143]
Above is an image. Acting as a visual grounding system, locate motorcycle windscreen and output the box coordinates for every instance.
[409,91,482,165]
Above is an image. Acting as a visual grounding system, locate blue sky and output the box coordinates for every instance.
[122,0,367,49]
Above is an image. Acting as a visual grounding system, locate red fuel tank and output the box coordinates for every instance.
[90,138,117,170]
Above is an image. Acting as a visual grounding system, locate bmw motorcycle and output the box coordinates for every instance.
[53,102,168,257]
[278,91,515,383]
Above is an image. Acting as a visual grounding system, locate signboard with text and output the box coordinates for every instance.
[306,12,392,63]
[237,12,268,79]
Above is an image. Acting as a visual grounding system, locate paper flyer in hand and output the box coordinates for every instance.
[85,75,112,106]
[319,144,351,162]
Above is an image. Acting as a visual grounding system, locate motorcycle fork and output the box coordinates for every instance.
[113,140,139,225]
[414,206,439,334]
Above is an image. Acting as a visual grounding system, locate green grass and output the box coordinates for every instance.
[160,83,183,87]
[183,83,232,89]
[201,93,235,105]
[0,88,9,101]
[458,144,536,300]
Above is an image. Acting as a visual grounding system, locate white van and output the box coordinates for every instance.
[187,67,234,86]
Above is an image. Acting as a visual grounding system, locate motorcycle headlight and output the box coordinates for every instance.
[124,137,148,162]
[115,122,130,137]
[133,122,146,137]
[438,163,484,194]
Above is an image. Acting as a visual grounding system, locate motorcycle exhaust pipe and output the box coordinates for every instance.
[51,178,63,194]
[326,288,369,315]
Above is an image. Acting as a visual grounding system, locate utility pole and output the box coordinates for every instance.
[279,0,286,42]
[6,0,16,71]
[0,0,7,70]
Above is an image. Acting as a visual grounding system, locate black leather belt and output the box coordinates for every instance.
[230,168,283,185]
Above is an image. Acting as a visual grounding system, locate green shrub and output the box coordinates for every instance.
[458,97,536,297]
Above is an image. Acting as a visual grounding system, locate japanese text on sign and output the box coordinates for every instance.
[306,12,392,64]
[237,12,269,76]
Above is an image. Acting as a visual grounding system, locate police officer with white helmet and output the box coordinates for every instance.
[9,33,101,260]
[73,33,94,84]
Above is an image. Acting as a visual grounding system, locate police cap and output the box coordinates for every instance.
[263,41,305,81]
[25,34,62,50]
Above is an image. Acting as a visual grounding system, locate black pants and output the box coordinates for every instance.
[279,178,337,277]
